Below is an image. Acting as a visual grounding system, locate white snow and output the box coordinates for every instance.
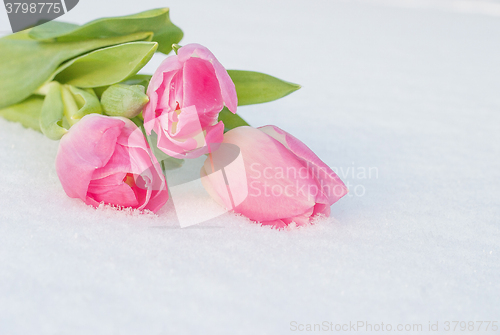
[1,0,499,334]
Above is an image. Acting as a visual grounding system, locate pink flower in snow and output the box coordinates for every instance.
[143,43,237,159]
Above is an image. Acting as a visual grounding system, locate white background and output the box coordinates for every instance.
[1,0,499,334]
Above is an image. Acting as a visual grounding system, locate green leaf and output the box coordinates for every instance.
[120,74,152,88]
[0,31,152,109]
[40,82,67,140]
[52,42,158,88]
[28,21,80,39]
[227,70,301,106]
[93,74,152,99]
[0,95,44,131]
[29,8,183,54]
[63,86,102,125]
[218,107,250,132]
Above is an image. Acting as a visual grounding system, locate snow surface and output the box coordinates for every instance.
[1,0,500,334]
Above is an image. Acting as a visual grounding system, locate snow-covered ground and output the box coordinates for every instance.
[1,0,499,334]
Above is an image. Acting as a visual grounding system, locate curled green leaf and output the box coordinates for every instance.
[63,86,102,126]
[227,70,301,106]
[40,82,68,140]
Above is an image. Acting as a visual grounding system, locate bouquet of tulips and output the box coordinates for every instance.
[0,8,348,228]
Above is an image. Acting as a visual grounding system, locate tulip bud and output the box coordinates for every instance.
[55,114,169,213]
[201,126,348,229]
[101,84,149,119]
[143,43,238,159]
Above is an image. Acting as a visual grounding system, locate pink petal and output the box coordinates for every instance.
[56,114,169,213]
[261,219,287,229]
[169,105,204,138]
[205,126,316,222]
[155,111,225,159]
[87,172,126,193]
[167,68,184,112]
[56,114,124,201]
[149,55,183,93]
[88,182,139,208]
[182,57,224,128]
[258,125,348,205]
[91,144,131,180]
[155,69,182,114]
[178,44,237,113]
[144,56,183,133]
[143,189,169,213]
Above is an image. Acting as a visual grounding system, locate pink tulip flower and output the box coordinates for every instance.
[201,126,348,228]
[143,43,238,158]
[56,114,168,213]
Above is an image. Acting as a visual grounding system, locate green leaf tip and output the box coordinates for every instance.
[172,44,182,54]
[227,70,301,106]
[63,86,102,125]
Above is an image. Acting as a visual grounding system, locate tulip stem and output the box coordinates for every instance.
[209,153,215,174]
[161,159,167,176]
